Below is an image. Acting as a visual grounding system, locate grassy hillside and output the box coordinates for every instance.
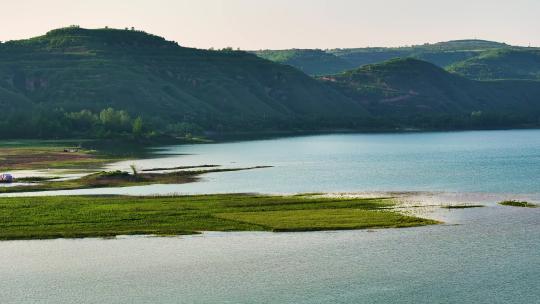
[448,48,540,80]
[0,27,367,138]
[253,40,509,76]
[253,49,355,75]
[322,58,540,128]
[330,40,509,68]
[1,28,540,138]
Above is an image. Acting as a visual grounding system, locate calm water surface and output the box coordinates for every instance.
[5,129,540,196]
[2,130,540,303]
[1,202,539,304]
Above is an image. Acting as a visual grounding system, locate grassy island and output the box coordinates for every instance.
[441,204,485,209]
[499,200,537,208]
[0,166,271,194]
[0,194,439,240]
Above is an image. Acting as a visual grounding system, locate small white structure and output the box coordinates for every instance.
[0,174,13,183]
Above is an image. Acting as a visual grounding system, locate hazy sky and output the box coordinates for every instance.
[1,0,539,49]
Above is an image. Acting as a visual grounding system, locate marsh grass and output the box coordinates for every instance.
[499,200,537,208]
[0,166,272,194]
[0,194,438,240]
[0,146,113,171]
[217,208,435,232]
[441,205,485,209]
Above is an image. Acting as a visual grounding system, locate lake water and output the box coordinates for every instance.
[2,130,540,303]
[6,129,540,196]
[1,202,539,304]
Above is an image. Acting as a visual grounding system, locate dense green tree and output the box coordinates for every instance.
[99,108,132,132]
[66,110,98,131]
[132,116,143,137]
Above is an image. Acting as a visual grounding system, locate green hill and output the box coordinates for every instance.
[1,28,540,138]
[321,58,540,128]
[0,27,367,138]
[330,40,509,68]
[253,40,509,76]
[253,49,355,75]
[448,48,540,80]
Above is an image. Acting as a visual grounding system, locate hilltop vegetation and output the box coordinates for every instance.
[322,58,540,129]
[1,28,540,139]
[330,39,508,68]
[253,49,355,75]
[0,27,366,139]
[255,40,540,82]
[254,40,510,75]
[448,48,540,80]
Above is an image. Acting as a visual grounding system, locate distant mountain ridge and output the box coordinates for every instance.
[253,49,355,75]
[448,48,540,80]
[253,39,534,77]
[321,58,540,128]
[1,28,540,139]
[329,39,509,68]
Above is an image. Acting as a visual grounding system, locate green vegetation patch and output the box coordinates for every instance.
[499,200,537,208]
[448,48,540,80]
[217,208,437,232]
[0,27,367,140]
[0,166,271,194]
[0,146,111,171]
[0,194,438,240]
[441,204,485,209]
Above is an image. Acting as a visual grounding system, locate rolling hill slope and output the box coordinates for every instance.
[448,48,540,80]
[0,27,368,137]
[253,40,510,76]
[0,28,540,138]
[330,39,508,68]
[253,49,355,75]
[321,58,540,128]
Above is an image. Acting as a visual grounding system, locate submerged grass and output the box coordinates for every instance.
[441,205,485,209]
[217,209,430,231]
[499,200,537,208]
[0,194,439,240]
[0,146,114,171]
[0,166,272,194]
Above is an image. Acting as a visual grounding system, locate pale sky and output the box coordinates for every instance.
[1,0,539,50]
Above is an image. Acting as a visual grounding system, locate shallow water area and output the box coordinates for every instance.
[3,129,540,197]
[1,130,540,303]
[1,199,538,304]
[0,169,90,180]
[0,182,35,187]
